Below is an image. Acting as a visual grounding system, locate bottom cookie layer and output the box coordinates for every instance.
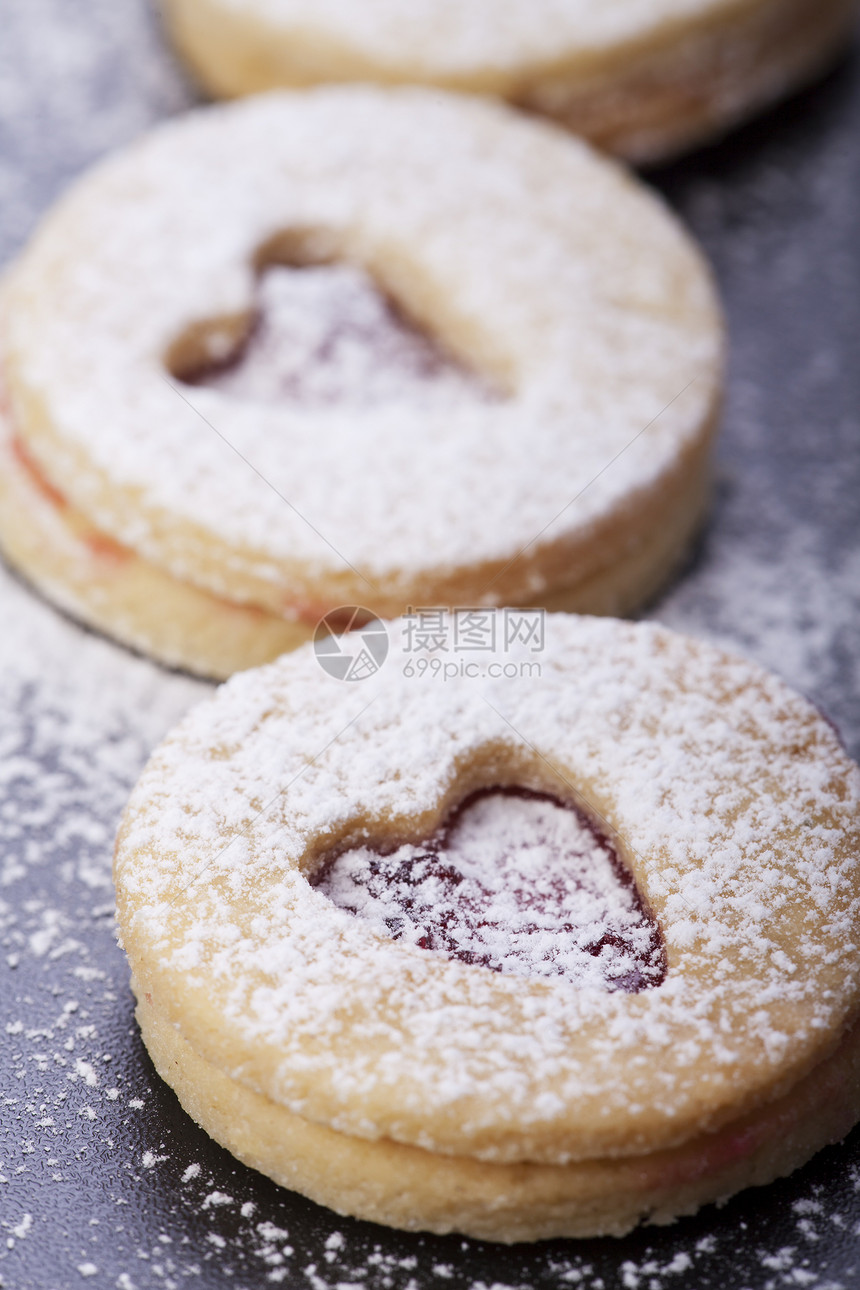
[136,988,860,1243]
[0,415,709,678]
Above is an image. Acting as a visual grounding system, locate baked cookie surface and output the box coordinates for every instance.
[0,89,722,678]
[161,0,858,163]
[113,614,860,1239]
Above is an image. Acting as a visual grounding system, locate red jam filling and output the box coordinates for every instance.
[9,433,131,563]
[11,434,68,510]
[314,787,666,993]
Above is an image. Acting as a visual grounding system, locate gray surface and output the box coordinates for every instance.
[0,4,859,1287]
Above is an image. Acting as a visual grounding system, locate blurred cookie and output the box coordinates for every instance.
[1,90,721,677]
[162,0,857,163]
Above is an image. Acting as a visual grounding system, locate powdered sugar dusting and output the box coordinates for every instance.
[115,614,860,1163]
[316,788,665,991]
[197,0,778,75]
[190,263,492,410]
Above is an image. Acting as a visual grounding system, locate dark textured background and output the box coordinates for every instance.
[0,4,858,1287]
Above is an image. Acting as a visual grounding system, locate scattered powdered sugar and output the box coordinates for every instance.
[0,572,204,1286]
[0,0,194,268]
[192,262,491,410]
[316,788,665,991]
[658,523,860,758]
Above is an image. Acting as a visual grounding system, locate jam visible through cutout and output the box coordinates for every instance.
[314,788,666,992]
[180,262,491,408]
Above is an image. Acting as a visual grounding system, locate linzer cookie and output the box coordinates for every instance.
[113,614,860,1240]
[0,89,721,678]
[161,0,856,163]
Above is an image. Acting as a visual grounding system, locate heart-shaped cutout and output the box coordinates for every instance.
[314,787,666,993]
[168,233,493,408]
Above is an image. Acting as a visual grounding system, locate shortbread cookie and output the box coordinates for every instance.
[113,615,860,1240]
[0,90,722,679]
[161,0,857,163]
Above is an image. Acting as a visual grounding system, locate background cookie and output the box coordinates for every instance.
[0,88,722,678]
[161,0,857,163]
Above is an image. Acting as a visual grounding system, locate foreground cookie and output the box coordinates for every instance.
[0,89,721,678]
[113,615,860,1241]
[161,0,856,163]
